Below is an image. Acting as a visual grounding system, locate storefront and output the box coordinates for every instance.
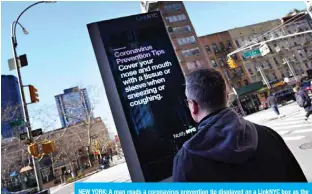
[257,81,290,107]
[235,81,264,115]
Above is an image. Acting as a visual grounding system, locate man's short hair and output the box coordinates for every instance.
[185,68,227,111]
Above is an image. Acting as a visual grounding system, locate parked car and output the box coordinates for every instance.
[275,88,296,105]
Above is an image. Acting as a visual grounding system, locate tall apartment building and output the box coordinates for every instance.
[55,87,93,127]
[198,31,251,92]
[1,75,25,138]
[228,12,312,85]
[228,19,283,84]
[275,11,312,77]
[141,1,208,74]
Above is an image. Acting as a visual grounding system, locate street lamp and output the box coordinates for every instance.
[10,1,56,192]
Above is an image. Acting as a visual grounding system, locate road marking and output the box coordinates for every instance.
[283,136,305,141]
[277,131,290,135]
[291,128,312,134]
[269,124,312,130]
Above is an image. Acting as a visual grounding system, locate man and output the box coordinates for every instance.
[294,85,312,121]
[173,68,306,182]
[267,91,281,118]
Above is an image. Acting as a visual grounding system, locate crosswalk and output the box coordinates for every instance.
[264,107,312,141]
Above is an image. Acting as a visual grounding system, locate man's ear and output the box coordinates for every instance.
[190,101,199,115]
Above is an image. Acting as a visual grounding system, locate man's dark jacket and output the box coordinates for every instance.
[173,108,307,182]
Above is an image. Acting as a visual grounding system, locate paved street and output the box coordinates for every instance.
[245,101,312,181]
[50,102,312,194]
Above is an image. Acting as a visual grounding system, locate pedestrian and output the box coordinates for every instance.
[293,85,312,121]
[266,91,281,118]
[173,68,307,182]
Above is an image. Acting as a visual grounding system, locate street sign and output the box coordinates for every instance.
[259,43,271,56]
[20,128,43,140]
[8,54,28,71]
[242,49,261,59]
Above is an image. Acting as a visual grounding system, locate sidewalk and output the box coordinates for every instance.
[49,156,126,193]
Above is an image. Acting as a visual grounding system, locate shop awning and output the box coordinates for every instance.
[258,81,287,92]
[236,81,264,96]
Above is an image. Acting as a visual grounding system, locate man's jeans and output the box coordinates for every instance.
[272,106,280,115]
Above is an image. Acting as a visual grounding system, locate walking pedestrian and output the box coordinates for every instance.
[266,91,281,118]
[293,85,312,121]
[173,68,306,182]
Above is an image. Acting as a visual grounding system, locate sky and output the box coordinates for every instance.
[1,1,307,133]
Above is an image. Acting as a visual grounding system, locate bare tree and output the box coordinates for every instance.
[56,85,110,167]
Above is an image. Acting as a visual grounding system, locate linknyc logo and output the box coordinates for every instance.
[136,12,159,21]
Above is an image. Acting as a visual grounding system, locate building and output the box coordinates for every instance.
[198,31,251,92]
[1,75,25,138]
[277,11,312,78]
[228,19,282,84]
[55,87,93,128]
[141,1,209,74]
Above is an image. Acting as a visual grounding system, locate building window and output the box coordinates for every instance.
[219,42,225,51]
[273,58,279,65]
[186,60,203,70]
[212,43,219,53]
[226,40,232,49]
[299,51,304,58]
[235,40,240,47]
[232,54,238,60]
[305,62,309,68]
[176,36,196,46]
[224,70,230,80]
[182,47,200,57]
[244,79,249,85]
[164,3,183,12]
[274,32,279,37]
[186,62,195,70]
[170,25,191,34]
[166,14,187,23]
[267,61,273,69]
[248,68,253,75]
[210,58,217,68]
[205,45,211,53]
[218,57,225,67]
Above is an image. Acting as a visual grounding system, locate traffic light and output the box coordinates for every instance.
[227,57,238,69]
[28,143,39,157]
[42,140,56,154]
[29,85,39,103]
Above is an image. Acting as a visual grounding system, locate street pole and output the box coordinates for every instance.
[10,1,56,191]
[11,26,44,192]
[283,58,298,82]
[257,66,272,89]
